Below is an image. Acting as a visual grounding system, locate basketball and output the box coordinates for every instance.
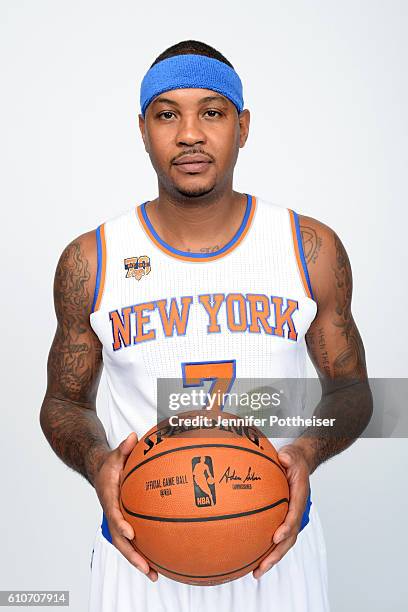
[120,411,289,585]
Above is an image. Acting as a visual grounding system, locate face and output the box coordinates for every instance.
[139,88,250,199]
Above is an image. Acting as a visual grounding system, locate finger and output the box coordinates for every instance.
[107,507,135,540]
[147,568,159,582]
[273,479,309,544]
[117,432,139,458]
[112,533,150,575]
[113,535,158,583]
[277,450,293,467]
[273,503,305,544]
[253,536,297,579]
[273,483,309,544]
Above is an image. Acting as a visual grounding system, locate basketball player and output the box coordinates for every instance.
[40,40,372,611]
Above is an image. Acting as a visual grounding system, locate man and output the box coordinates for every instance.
[40,40,372,611]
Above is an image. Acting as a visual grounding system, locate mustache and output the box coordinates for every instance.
[171,149,215,164]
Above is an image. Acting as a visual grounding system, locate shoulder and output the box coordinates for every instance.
[298,214,335,258]
[297,214,352,306]
[54,230,98,317]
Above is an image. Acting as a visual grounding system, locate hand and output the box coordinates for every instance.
[253,443,311,579]
[94,432,158,582]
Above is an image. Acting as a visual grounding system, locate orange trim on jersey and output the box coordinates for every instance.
[93,223,107,312]
[136,195,257,262]
[288,209,313,300]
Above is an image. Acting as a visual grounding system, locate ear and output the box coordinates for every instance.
[138,114,149,153]
[238,109,250,148]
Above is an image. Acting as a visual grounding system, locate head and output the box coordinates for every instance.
[138,40,250,200]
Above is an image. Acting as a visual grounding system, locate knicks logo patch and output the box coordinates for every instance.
[124,256,151,281]
[192,456,216,507]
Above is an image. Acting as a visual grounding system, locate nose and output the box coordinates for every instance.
[176,115,206,147]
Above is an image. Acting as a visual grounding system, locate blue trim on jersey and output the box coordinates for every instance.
[101,512,112,543]
[140,194,253,259]
[100,490,312,544]
[91,226,102,312]
[292,211,315,301]
[300,490,312,531]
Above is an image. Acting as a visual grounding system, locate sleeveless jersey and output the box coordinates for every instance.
[87,194,330,612]
[90,193,316,535]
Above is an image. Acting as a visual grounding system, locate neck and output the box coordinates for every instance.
[145,186,248,254]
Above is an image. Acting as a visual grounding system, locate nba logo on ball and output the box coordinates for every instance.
[192,456,217,507]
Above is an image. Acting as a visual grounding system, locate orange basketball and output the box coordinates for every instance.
[120,411,289,586]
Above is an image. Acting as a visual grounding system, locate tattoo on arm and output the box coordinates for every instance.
[303,226,367,383]
[317,327,331,378]
[50,241,99,401]
[41,397,109,484]
[301,226,322,264]
[296,222,372,471]
[40,238,109,485]
[332,234,367,379]
[296,381,373,473]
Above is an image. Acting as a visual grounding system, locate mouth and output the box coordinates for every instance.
[173,154,213,174]
[174,162,211,173]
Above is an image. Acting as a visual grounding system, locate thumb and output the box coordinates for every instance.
[278,450,292,467]
[117,432,139,459]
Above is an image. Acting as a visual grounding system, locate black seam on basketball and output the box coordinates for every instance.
[134,541,277,579]
[122,443,285,485]
[121,497,288,522]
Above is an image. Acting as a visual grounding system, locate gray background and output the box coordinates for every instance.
[1,1,407,610]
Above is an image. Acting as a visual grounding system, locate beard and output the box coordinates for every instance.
[176,184,215,198]
[173,176,217,199]
[155,163,220,200]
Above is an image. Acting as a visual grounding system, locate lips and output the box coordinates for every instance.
[173,154,212,173]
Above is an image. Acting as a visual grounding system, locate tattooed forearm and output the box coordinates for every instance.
[294,381,373,473]
[40,235,109,485]
[40,397,109,484]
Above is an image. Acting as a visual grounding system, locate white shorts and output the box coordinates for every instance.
[89,503,329,612]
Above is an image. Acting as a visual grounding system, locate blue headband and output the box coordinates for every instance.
[140,54,244,116]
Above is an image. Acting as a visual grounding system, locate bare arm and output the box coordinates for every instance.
[39,231,109,484]
[292,217,373,472]
[40,233,156,579]
[254,217,373,579]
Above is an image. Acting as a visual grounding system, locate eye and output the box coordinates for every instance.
[204,109,222,118]
[158,111,176,120]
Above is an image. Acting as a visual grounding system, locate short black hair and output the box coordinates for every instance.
[150,40,234,70]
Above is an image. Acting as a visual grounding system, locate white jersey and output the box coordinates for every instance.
[89,194,329,612]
